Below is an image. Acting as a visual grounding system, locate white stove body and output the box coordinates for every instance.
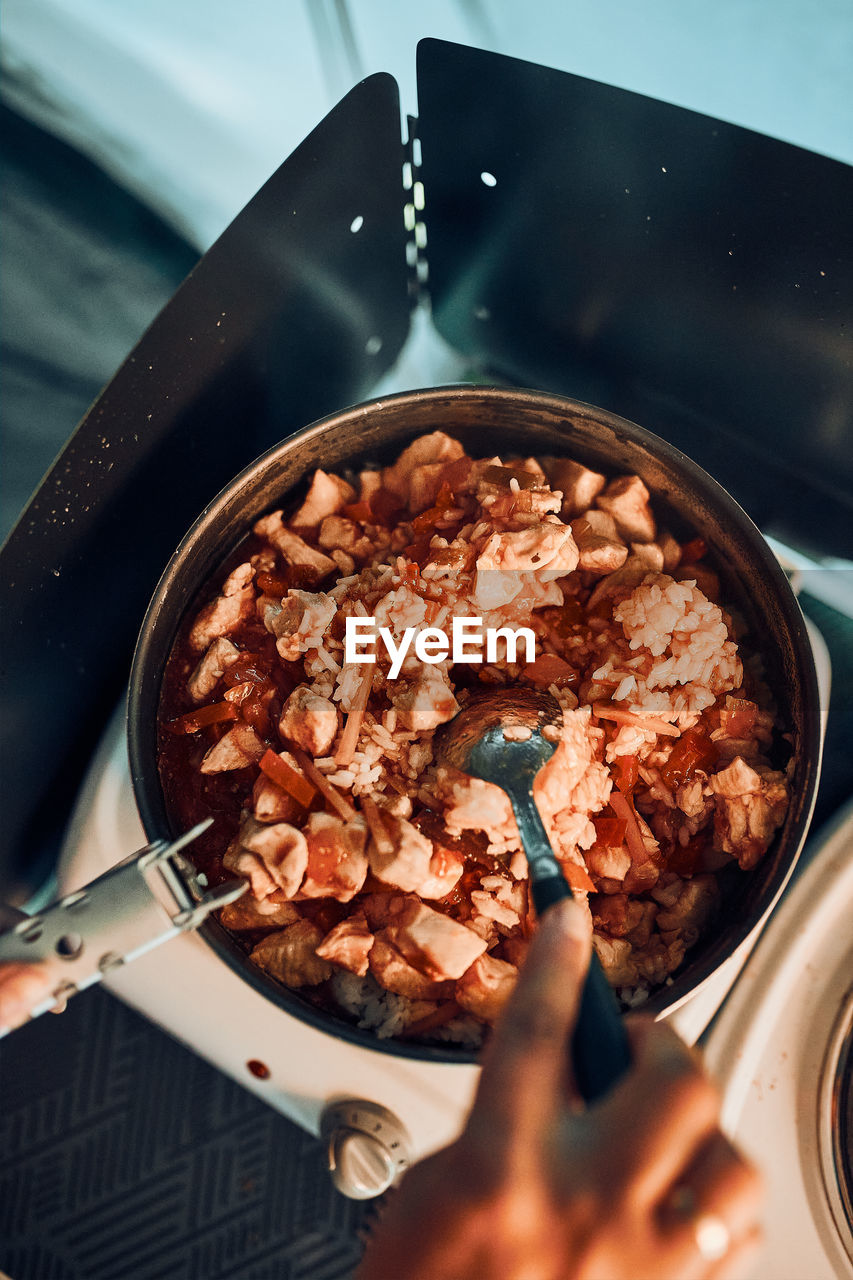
[55,610,828,1172]
[703,800,853,1279]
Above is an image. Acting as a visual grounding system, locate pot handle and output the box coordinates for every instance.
[0,820,244,1037]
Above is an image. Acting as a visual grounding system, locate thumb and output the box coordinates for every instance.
[467,897,592,1144]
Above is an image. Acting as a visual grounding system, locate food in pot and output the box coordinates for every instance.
[157,432,791,1044]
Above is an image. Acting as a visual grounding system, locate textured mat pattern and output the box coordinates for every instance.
[0,989,371,1279]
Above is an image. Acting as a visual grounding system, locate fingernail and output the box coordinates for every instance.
[541,896,592,943]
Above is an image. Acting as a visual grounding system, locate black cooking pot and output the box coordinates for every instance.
[128,385,822,1063]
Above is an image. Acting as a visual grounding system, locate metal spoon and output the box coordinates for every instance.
[435,686,631,1102]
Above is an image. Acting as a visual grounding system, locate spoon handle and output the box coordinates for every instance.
[509,790,632,1102]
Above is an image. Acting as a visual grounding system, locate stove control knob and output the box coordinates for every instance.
[320,1099,412,1200]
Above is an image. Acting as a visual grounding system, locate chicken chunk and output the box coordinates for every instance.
[386,900,488,981]
[596,475,656,543]
[542,458,606,518]
[290,469,355,528]
[279,685,338,756]
[368,932,452,1000]
[187,637,240,703]
[238,817,309,899]
[299,812,368,902]
[382,432,465,510]
[658,530,682,572]
[455,953,518,1023]
[569,518,629,574]
[585,843,632,882]
[591,894,656,947]
[475,523,578,574]
[223,840,278,900]
[367,814,434,893]
[366,815,463,900]
[200,723,266,774]
[652,874,718,947]
[218,894,300,931]
[581,509,619,539]
[251,920,332,987]
[390,667,460,732]
[710,757,788,869]
[586,549,667,611]
[253,512,336,582]
[252,771,304,824]
[265,589,337,661]
[592,934,639,986]
[315,517,371,563]
[315,912,374,977]
[440,769,516,843]
[189,586,256,653]
[419,846,465,900]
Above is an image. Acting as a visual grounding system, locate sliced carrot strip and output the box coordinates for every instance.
[291,749,357,822]
[258,749,316,809]
[609,790,650,864]
[334,665,374,767]
[592,702,680,737]
[403,1001,463,1038]
[562,860,596,894]
[166,701,239,734]
[360,795,394,854]
[614,753,639,794]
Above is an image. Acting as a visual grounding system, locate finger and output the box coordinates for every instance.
[659,1132,764,1272]
[467,897,592,1146]
[0,963,55,1032]
[592,1018,720,1204]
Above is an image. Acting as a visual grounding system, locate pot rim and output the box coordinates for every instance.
[128,384,822,1062]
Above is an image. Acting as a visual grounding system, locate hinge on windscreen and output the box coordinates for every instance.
[404,114,429,305]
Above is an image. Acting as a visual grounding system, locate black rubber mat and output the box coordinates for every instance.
[0,988,371,1279]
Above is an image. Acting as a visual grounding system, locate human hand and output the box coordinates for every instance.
[357,898,762,1280]
[0,906,65,1034]
[0,962,61,1034]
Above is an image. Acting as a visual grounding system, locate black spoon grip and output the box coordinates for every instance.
[532,874,632,1103]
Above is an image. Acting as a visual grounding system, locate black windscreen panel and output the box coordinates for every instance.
[0,73,411,888]
[417,39,853,557]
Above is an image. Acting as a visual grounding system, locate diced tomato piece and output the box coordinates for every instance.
[679,537,707,565]
[241,696,271,737]
[255,571,291,597]
[592,815,628,847]
[525,653,578,686]
[403,534,435,566]
[563,861,597,893]
[166,701,239,734]
[258,749,316,809]
[371,489,406,525]
[659,729,718,789]
[224,654,274,687]
[412,482,456,532]
[614,754,639,794]
[400,561,421,589]
[438,456,474,491]
[342,500,374,523]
